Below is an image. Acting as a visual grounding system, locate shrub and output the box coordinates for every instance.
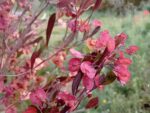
[0,0,138,113]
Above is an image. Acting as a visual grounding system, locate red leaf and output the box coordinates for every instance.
[0,77,4,93]
[82,76,94,91]
[57,91,77,111]
[30,88,47,107]
[46,13,56,47]
[72,71,83,95]
[89,26,100,37]
[80,61,96,79]
[107,38,115,52]
[86,97,99,109]
[23,106,38,113]
[49,107,59,113]
[126,45,139,55]
[30,48,42,69]
[69,48,84,58]
[5,106,17,113]
[68,58,81,72]
[93,0,102,10]
[115,32,127,47]
[57,0,71,8]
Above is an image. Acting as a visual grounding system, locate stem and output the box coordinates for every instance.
[71,108,86,113]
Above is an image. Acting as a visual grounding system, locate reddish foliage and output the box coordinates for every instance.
[126,45,139,55]
[57,91,77,110]
[93,19,103,27]
[69,58,81,72]
[30,48,42,69]
[80,61,96,79]
[0,0,139,113]
[93,0,102,10]
[46,13,56,47]
[82,76,94,91]
[23,106,38,113]
[86,97,99,109]
[30,88,47,106]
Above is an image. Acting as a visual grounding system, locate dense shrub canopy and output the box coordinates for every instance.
[0,0,142,113]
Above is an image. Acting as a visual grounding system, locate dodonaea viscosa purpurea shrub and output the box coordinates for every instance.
[0,0,139,113]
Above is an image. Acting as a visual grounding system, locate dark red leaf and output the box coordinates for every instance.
[101,71,116,85]
[89,26,100,37]
[95,48,109,67]
[93,0,102,10]
[83,52,98,63]
[49,107,59,113]
[94,75,105,87]
[86,97,99,109]
[57,76,68,82]
[60,106,70,113]
[57,91,77,108]
[23,106,39,113]
[57,0,70,8]
[30,48,42,69]
[46,13,56,47]
[72,71,83,95]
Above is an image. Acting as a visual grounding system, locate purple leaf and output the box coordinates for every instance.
[30,48,42,69]
[72,71,83,95]
[46,13,56,47]
[86,97,99,109]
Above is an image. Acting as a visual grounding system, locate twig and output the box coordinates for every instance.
[71,108,86,113]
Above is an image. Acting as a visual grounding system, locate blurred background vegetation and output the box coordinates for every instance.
[37,0,150,113]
